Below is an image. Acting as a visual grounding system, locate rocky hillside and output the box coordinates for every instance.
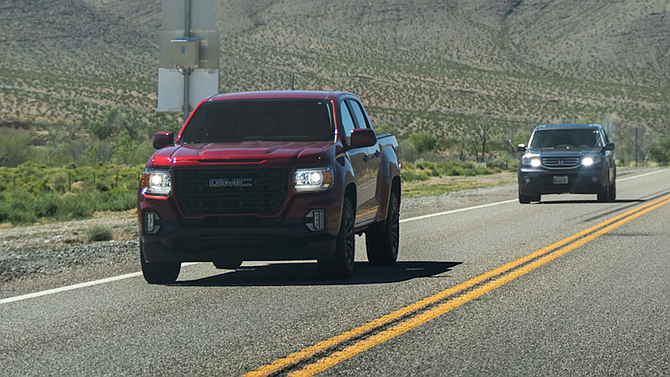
[0,0,668,140]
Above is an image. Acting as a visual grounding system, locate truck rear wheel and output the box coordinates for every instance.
[318,196,355,279]
[366,191,399,265]
[140,244,180,284]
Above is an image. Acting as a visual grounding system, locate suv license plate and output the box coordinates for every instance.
[553,176,568,184]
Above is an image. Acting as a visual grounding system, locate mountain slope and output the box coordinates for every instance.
[0,0,668,143]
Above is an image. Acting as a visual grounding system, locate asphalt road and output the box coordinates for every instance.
[2,169,669,376]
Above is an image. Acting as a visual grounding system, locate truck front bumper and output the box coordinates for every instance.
[138,194,341,264]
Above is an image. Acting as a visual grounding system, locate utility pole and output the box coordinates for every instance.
[182,0,191,125]
[158,0,218,117]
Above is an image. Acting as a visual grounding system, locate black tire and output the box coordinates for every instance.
[318,196,355,279]
[608,181,616,202]
[597,183,610,202]
[140,243,180,284]
[213,260,242,269]
[366,191,399,265]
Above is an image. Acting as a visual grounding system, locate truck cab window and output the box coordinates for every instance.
[340,101,356,146]
[348,100,371,129]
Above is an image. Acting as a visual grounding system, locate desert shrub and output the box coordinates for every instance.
[0,191,37,224]
[33,192,61,218]
[85,224,114,242]
[401,170,430,182]
[58,193,96,219]
[440,164,467,176]
[649,136,670,165]
[0,128,33,167]
[408,131,437,154]
[21,178,50,195]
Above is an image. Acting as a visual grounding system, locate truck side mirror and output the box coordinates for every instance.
[517,144,527,152]
[350,128,377,148]
[153,131,174,149]
[605,142,615,151]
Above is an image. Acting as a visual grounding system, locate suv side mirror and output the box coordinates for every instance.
[350,128,377,148]
[605,142,615,151]
[153,131,174,150]
[517,144,527,152]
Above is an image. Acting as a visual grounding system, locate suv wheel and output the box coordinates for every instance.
[608,182,617,202]
[597,181,612,202]
[318,196,355,279]
[366,191,400,265]
[140,244,181,284]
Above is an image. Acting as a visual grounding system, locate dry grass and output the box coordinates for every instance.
[402,172,516,199]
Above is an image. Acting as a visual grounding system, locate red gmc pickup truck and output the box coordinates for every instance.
[138,90,401,283]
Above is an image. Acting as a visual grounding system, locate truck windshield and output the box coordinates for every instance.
[179,99,334,143]
[529,129,601,150]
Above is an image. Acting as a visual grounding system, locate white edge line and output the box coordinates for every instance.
[0,272,142,305]
[2,169,666,305]
[617,168,667,182]
[0,262,199,305]
[400,199,518,223]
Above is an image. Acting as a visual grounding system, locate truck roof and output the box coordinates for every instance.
[208,90,349,102]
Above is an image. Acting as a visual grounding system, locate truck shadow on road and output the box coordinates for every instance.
[174,261,461,287]
[534,199,646,204]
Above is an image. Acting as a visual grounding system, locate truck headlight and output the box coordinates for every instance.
[295,167,333,192]
[522,153,541,167]
[141,169,171,196]
[582,155,602,166]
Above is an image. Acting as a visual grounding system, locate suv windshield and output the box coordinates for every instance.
[529,129,601,150]
[180,99,334,143]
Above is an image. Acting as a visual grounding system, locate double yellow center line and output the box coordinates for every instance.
[244,194,670,377]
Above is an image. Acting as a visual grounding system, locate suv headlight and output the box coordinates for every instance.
[295,166,333,192]
[521,153,541,167]
[141,168,171,196]
[582,154,602,166]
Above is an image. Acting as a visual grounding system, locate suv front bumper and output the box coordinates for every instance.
[518,164,608,196]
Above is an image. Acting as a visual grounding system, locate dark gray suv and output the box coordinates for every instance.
[517,123,616,203]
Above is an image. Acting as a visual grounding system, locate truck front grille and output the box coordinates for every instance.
[174,169,289,215]
[542,156,581,168]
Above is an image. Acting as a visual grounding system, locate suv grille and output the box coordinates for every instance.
[542,156,581,168]
[174,169,288,215]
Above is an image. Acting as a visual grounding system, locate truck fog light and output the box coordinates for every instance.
[145,212,161,234]
[591,176,599,183]
[523,177,531,184]
[305,209,325,232]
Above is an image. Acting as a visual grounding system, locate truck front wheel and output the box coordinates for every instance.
[213,261,242,269]
[318,196,355,279]
[140,244,181,284]
[365,191,399,265]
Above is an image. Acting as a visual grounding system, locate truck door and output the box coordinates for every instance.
[347,99,380,224]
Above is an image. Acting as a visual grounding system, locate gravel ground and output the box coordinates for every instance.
[0,213,138,284]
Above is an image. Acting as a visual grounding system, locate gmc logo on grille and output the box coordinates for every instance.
[209,178,253,187]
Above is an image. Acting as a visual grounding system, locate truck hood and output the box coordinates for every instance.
[150,141,334,167]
